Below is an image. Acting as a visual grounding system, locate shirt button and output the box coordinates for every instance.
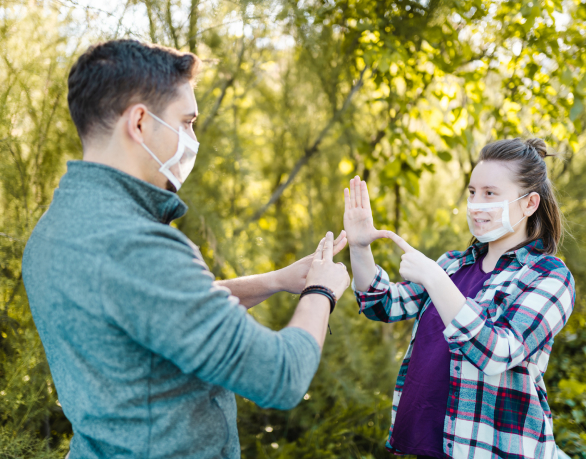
[455,366,460,371]
[451,415,456,420]
[448,443,452,448]
[454,391,460,397]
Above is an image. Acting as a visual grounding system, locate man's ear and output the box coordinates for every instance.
[525,192,541,217]
[126,104,149,144]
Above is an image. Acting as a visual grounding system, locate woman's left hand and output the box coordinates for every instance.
[386,231,442,286]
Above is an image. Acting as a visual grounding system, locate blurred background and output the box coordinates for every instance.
[1,0,585,457]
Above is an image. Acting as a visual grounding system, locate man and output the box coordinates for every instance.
[22,39,349,459]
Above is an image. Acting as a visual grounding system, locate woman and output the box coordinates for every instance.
[344,138,574,459]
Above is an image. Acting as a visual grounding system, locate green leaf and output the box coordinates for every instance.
[437,151,453,162]
[570,98,584,122]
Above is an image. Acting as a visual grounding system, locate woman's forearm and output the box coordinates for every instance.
[350,245,378,291]
[424,266,467,327]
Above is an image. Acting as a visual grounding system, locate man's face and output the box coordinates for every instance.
[144,82,198,191]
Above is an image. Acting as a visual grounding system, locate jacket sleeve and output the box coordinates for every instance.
[99,227,320,410]
[443,264,575,376]
[353,265,429,323]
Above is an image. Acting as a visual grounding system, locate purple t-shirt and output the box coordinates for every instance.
[389,253,493,458]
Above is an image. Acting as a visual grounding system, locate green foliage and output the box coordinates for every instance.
[0,426,68,459]
[0,1,82,453]
[1,0,586,457]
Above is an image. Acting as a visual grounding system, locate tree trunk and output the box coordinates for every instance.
[188,0,199,53]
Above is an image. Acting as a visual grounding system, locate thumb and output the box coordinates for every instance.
[385,231,415,253]
[373,229,391,241]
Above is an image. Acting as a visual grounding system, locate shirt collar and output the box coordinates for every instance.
[506,239,545,266]
[460,239,544,267]
[60,161,188,224]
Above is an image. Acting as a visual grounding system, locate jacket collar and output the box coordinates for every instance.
[60,161,188,224]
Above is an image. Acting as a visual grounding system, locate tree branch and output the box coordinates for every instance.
[144,0,158,43]
[165,0,180,49]
[198,38,246,134]
[237,66,369,231]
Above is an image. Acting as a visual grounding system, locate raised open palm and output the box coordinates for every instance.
[343,176,389,248]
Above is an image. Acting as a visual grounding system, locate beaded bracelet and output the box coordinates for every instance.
[300,285,337,314]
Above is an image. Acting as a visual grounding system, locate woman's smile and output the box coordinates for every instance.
[472,216,492,226]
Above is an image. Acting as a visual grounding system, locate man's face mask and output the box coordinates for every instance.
[140,111,200,192]
[466,194,529,243]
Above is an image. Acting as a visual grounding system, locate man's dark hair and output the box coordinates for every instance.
[68,39,200,143]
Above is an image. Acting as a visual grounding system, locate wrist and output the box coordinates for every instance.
[301,285,336,314]
[298,292,330,311]
[266,269,285,294]
[424,262,446,291]
[349,244,372,255]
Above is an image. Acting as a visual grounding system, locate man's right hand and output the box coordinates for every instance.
[343,176,389,248]
[304,231,350,300]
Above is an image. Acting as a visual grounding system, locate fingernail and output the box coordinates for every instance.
[327,231,333,237]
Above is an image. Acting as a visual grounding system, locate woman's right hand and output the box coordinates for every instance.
[343,176,389,248]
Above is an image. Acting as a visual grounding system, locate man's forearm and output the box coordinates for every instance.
[215,271,282,309]
[287,294,330,350]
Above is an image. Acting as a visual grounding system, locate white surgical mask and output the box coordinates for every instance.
[467,194,529,243]
[141,111,200,192]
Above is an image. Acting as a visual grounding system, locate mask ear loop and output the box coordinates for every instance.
[511,215,526,228]
[141,141,165,168]
[135,112,167,168]
[147,111,179,135]
[510,193,530,203]
[509,193,531,229]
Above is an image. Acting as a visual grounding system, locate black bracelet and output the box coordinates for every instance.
[301,284,337,303]
[300,285,337,314]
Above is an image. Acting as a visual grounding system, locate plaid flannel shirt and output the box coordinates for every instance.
[353,239,574,459]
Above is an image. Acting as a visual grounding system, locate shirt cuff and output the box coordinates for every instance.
[443,297,486,345]
[351,265,389,294]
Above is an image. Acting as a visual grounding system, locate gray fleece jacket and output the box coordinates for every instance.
[22,161,320,459]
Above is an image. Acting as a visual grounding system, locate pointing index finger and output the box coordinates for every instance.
[386,231,414,253]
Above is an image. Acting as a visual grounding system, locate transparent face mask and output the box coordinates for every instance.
[466,194,528,243]
[141,111,199,192]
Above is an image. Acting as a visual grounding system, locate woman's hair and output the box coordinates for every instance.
[473,137,563,255]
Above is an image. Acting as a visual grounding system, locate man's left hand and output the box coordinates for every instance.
[276,231,347,294]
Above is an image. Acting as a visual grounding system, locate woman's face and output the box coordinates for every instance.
[467,160,527,238]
